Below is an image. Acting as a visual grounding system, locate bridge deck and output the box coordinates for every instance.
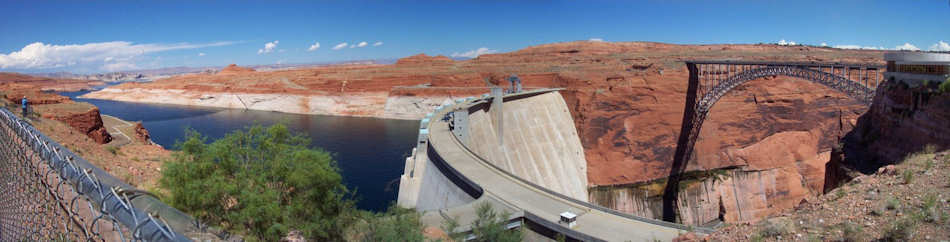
[685,60,884,69]
[424,90,696,241]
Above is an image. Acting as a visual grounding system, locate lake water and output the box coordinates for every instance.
[60,89,418,212]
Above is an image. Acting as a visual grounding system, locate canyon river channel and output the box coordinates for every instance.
[60,88,419,212]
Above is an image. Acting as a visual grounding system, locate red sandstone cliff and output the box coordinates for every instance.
[219,64,256,75]
[849,79,950,166]
[4,90,71,105]
[35,103,113,144]
[0,73,112,144]
[89,42,889,222]
[0,72,104,92]
[133,122,151,144]
[98,41,886,181]
[396,54,454,66]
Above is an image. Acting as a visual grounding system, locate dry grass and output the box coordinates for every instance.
[22,102,171,191]
[707,149,950,241]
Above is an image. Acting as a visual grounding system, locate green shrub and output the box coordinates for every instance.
[159,124,352,241]
[882,218,916,241]
[870,203,885,216]
[901,169,914,184]
[106,146,119,155]
[939,77,950,93]
[835,188,846,200]
[750,233,765,242]
[443,203,522,242]
[758,218,791,237]
[922,144,938,154]
[838,222,863,242]
[920,193,941,223]
[352,206,425,242]
[886,196,900,210]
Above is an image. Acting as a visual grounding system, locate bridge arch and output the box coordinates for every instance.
[696,66,874,113]
[661,61,883,222]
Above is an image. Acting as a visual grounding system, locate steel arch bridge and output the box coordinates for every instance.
[661,60,885,222]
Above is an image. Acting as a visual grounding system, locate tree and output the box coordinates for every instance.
[443,203,522,242]
[351,205,426,242]
[939,77,950,93]
[159,124,353,241]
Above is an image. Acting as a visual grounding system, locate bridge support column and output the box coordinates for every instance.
[664,61,880,223]
[663,63,702,223]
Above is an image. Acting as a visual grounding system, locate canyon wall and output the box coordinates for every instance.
[0,72,104,92]
[591,130,837,225]
[81,87,466,120]
[848,79,950,167]
[587,76,865,225]
[77,42,887,222]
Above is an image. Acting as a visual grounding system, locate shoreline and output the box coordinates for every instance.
[80,87,462,120]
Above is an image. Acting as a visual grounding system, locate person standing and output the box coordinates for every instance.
[21,96,28,117]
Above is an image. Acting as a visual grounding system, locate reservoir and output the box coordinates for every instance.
[60,89,418,212]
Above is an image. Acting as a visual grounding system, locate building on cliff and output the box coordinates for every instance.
[884,52,950,86]
[847,52,950,167]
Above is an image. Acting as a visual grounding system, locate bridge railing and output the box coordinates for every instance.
[0,107,194,241]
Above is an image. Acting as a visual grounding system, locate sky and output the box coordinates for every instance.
[0,0,948,74]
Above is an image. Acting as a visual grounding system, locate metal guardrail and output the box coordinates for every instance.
[443,90,715,234]
[0,107,190,241]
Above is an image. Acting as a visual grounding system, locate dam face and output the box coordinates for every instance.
[397,89,590,210]
[465,91,589,201]
[396,88,698,240]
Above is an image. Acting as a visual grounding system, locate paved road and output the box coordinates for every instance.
[425,95,699,241]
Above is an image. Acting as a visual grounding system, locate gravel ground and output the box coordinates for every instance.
[683,150,950,242]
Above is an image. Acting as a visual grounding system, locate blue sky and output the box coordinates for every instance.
[1,0,948,73]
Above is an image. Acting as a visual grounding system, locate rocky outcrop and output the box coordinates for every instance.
[218,64,256,75]
[4,91,71,105]
[37,103,112,144]
[591,130,838,225]
[0,72,104,92]
[395,54,454,66]
[847,80,950,168]
[133,122,151,144]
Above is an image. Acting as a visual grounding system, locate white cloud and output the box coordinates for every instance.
[198,52,206,56]
[777,39,797,46]
[0,41,235,71]
[102,62,138,72]
[332,42,348,50]
[894,43,919,51]
[450,47,498,58]
[588,38,604,42]
[833,44,886,50]
[373,41,383,47]
[308,42,320,51]
[820,42,827,47]
[357,41,368,48]
[257,40,279,54]
[930,41,950,51]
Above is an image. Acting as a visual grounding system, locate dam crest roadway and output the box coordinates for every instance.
[398,60,887,240]
[397,88,708,241]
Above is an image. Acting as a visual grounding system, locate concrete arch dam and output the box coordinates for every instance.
[397,89,707,241]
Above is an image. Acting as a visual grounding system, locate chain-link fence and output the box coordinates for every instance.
[0,107,193,242]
